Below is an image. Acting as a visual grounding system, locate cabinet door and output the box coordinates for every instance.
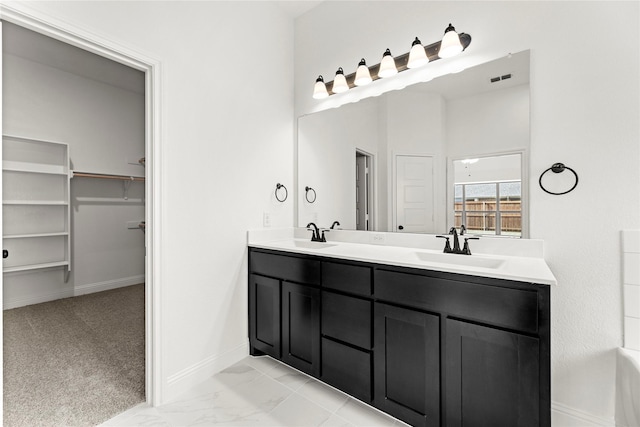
[373,303,440,427]
[445,319,541,427]
[282,281,320,376]
[248,274,281,358]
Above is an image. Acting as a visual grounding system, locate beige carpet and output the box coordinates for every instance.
[3,284,145,427]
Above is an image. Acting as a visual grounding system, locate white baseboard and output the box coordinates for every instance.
[164,341,249,404]
[74,275,145,296]
[3,275,145,310]
[552,401,616,427]
[3,288,75,310]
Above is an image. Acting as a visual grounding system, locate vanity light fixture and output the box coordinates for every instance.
[312,23,471,98]
[378,48,398,78]
[407,37,429,69]
[313,75,329,99]
[332,67,349,93]
[438,23,464,58]
[354,58,373,86]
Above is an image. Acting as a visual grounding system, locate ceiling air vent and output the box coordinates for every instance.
[490,73,513,83]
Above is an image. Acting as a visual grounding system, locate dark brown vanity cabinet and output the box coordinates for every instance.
[445,319,541,427]
[281,281,321,376]
[248,248,550,427]
[248,273,281,359]
[373,303,440,427]
[320,261,373,402]
[374,267,550,427]
[248,249,321,376]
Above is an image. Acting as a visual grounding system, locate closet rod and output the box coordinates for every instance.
[73,172,145,182]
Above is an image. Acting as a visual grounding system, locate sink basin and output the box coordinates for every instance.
[291,241,337,249]
[414,251,505,269]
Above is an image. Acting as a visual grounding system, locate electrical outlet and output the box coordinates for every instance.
[372,234,385,244]
[263,212,271,227]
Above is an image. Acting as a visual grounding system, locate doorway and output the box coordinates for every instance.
[355,150,374,231]
[0,6,160,420]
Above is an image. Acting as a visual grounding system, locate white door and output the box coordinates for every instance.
[395,155,434,233]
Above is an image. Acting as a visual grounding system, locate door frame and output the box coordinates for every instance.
[0,3,164,409]
[355,148,375,231]
[392,152,435,233]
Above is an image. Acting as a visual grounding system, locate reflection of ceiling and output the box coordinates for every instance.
[3,22,145,94]
[275,1,323,17]
[409,50,529,100]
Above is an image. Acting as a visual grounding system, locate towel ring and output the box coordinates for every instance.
[275,183,288,202]
[539,162,579,195]
[305,186,317,203]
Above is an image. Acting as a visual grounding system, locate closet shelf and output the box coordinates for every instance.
[3,200,68,206]
[3,161,68,175]
[2,135,71,279]
[3,232,69,239]
[4,261,69,273]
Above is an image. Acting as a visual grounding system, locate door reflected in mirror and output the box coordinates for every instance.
[453,153,523,237]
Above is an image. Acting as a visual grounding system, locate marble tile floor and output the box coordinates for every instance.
[100,355,409,427]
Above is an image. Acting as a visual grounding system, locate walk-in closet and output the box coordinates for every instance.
[2,22,146,426]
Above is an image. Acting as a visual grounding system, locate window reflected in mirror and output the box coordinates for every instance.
[453,153,522,237]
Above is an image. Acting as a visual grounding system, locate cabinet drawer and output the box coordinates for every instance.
[322,337,371,402]
[250,250,320,285]
[322,291,372,349]
[374,269,539,333]
[322,261,371,296]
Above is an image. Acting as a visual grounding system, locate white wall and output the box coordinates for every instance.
[446,84,529,158]
[295,1,639,425]
[1,0,296,403]
[2,48,145,308]
[298,98,379,229]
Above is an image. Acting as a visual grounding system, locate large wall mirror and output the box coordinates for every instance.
[298,50,530,237]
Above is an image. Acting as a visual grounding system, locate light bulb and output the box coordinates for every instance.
[378,48,397,78]
[332,67,349,93]
[439,23,463,59]
[312,75,329,99]
[354,59,372,86]
[407,37,429,69]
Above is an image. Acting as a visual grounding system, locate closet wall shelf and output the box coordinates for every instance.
[3,161,68,175]
[4,261,69,274]
[3,200,68,206]
[4,232,69,239]
[2,134,71,280]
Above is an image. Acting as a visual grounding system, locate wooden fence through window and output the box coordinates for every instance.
[454,200,521,232]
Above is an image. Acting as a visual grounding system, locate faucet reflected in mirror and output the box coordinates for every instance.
[298,50,530,237]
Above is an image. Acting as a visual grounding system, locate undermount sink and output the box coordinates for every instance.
[292,240,337,249]
[414,251,505,269]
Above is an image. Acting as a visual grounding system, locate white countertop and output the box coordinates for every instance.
[248,229,557,286]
